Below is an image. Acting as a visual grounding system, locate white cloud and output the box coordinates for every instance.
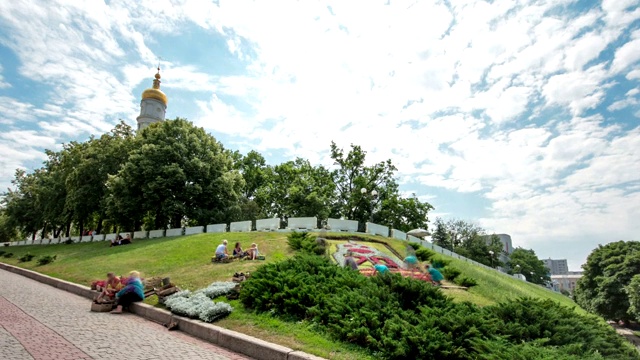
[0,0,639,268]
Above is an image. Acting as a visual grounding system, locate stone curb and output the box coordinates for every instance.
[0,262,326,360]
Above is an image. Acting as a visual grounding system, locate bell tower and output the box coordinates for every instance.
[137,67,168,131]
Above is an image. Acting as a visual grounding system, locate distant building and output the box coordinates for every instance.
[485,234,514,264]
[543,258,569,275]
[551,274,582,293]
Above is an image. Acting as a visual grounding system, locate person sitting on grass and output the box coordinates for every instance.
[95,272,123,304]
[373,263,390,275]
[111,271,145,314]
[232,242,246,258]
[110,234,132,247]
[215,239,229,260]
[246,243,259,260]
[426,264,444,286]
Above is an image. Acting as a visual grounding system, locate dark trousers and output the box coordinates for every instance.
[116,292,143,308]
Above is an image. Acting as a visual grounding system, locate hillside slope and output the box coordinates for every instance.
[1,232,582,358]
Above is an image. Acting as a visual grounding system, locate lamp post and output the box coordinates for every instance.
[488,250,494,268]
[360,188,379,223]
[515,264,521,273]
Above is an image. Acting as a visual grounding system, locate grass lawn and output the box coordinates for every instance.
[0,232,580,358]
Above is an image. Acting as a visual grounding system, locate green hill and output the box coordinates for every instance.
[0,232,585,358]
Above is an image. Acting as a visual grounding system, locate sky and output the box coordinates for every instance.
[0,0,639,270]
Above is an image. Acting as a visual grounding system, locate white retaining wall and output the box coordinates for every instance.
[288,217,317,230]
[80,236,92,242]
[206,224,226,233]
[149,230,165,239]
[70,236,80,243]
[133,231,148,239]
[93,234,106,241]
[366,222,389,237]
[327,218,358,232]
[185,226,204,235]
[230,221,251,232]
[256,218,279,231]
[50,238,60,244]
[391,229,407,241]
[166,228,183,237]
[105,233,117,242]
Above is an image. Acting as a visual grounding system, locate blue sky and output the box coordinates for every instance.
[1,0,639,270]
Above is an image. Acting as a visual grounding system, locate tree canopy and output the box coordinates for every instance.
[1,119,434,238]
[574,240,640,323]
[506,247,551,285]
[431,217,505,268]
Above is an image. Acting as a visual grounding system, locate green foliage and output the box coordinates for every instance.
[507,247,551,285]
[3,252,13,258]
[241,256,637,359]
[430,256,450,269]
[407,242,421,251]
[329,142,433,231]
[431,218,451,250]
[287,231,326,255]
[64,239,74,245]
[560,289,571,297]
[455,275,478,287]
[0,250,5,256]
[415,247,436,262]
[0,211,19,243]
[442,266,462,281]
[107,118,244,230]
[626,274,640,321]
[18,253,35,262]
[37,255,56,265]
[575,241,640,322]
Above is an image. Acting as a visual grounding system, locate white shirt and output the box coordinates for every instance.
[215,244,227,255]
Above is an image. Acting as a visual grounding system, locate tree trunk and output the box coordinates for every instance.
[96,215,103,234]
[79,218,84,237]
[41,222,48,239]
[65,222,71,237]
[32,231,36,241]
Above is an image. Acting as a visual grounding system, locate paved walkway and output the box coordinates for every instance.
[0,269,252,360]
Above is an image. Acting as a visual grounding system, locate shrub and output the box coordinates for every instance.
[64,239,74,244]
[36,255,56,265]
[3,252,14,258]
[415,248,436,262]
[430,256,450,268]
[455,276,478,287]
[18,253,35,262]
[0,250,5,256]
[408,243,421,251]
[198,281,237,299]
[164,290,232,322]
[441,266,462,281]
[240,255,638,359]
[287,231,326,255]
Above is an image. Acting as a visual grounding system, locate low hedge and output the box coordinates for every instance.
[240,255,637,360]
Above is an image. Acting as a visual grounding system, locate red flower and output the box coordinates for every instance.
[350,248,373,254]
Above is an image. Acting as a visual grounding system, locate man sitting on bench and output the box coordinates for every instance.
[215,239,229,260]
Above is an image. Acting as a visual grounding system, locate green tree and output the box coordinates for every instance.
[330,142,397,223]
[457,233,505,269]
[506,247,550,285]
[255,158,336,219]
[431,218,451,250]
[375,193,434,232]
[65,121,134,234]
[626,274,640,321]
[107,118,244,230]
[575,241,640,323]
[0,209,19,242]
[2,169,45,239]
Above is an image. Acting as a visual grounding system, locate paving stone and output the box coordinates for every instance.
[0,269,253,360]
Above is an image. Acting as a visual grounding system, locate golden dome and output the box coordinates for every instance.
[141,88,167,105]
[141,68,168,105]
